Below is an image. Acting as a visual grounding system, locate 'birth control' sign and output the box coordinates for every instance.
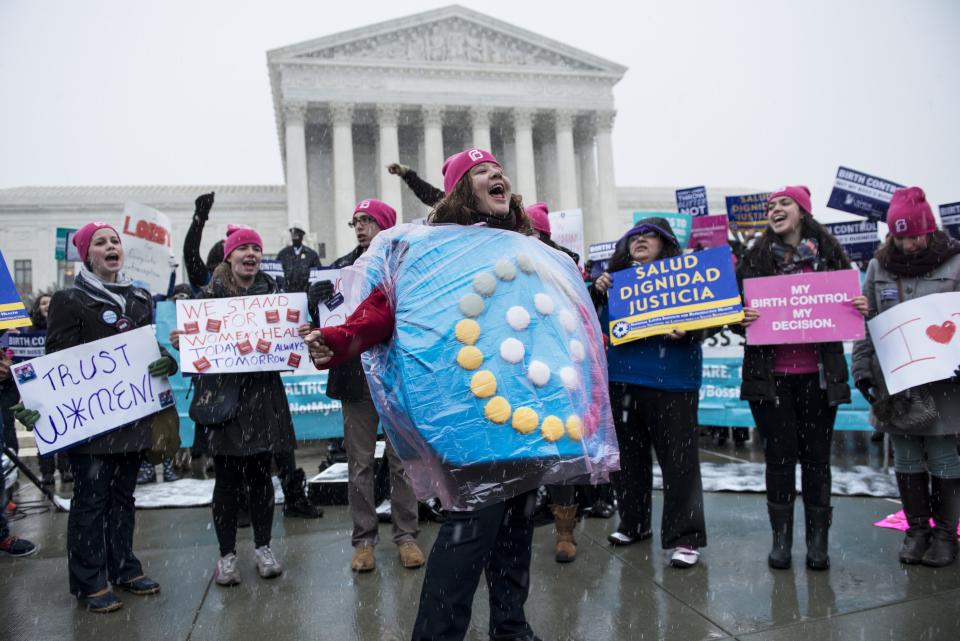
[868,292,960,395]
[176,293,310,374]
[12,326,174,455]
[608,245,744,344]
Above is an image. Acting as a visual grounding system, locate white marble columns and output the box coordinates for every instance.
[331,103,357,256]
[595,110,619,243]
[554,110,578,211]
[377,104,404,220]
[512,108,537,203]
[284,102,310,231]
[422,106,445,187]
[470,107,492,151]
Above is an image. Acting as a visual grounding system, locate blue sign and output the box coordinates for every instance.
[825,220,881,263]
[0,250,31,330]
[587,241,616,279]
[725,193,771,232]
[676,186,709,217]
[260,259,284,281]
[826,166,904,221]
[0,330,46,362]
[940,202,960,240]
[608,245,743,344]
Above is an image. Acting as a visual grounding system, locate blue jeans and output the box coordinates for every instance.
[891,434,960,478]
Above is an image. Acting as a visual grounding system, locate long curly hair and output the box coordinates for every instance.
[427,174,533,236]
[745,213,851,274]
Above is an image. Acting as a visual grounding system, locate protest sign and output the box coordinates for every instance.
[867,292,960,395]
[744,270,864,345]
[12,326,174,455]
[548,208,584,263]
[0,251,31,330]
[588,241,616,279]
[608,245,744,344]
[633,211,692,247]
[676,186,709,217]
[260,259,284,282]
[0,331,46,362]
[687,214,730,250]
[940,202,960,240]
[309,268,359,327]
[121,202,174,294]
[54,228,81,261]
[176,292,310,374]
[826,167,904,221]
[725,193,771,232]
[824,220,881,262]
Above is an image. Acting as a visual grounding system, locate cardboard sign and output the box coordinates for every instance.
[744,270,864,345]
[12,326,174,455]
[868,292,960,395]
[826,167,904,222]
[121,202,174,295]
[676,186,709,217]
[548,208,584,264]
[687,214,730,250]
[940,202,960,240]
[633,211,692,247]
[608,245,744,344]
[0,250,31,330]
[1,331,46,362]
[824,220,881,262]
[725,193,771,232]
[176,293,310,374]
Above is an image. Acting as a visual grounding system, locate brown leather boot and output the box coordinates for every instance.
[551,504,578,563]
[351,542,376,572]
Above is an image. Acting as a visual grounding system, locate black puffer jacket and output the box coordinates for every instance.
[324,245,369,401]
[45,283,172,455]
[197,270,297,456]
[735,233,852,406]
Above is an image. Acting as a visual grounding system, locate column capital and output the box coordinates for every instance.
[593,110,616,131]
[422,105,445,127]
[554,109,576,131]
[330,102,354,126]
[512,107,536,129]
[283,101,307,124]
[376,103,401,127]
[469,106,494,128]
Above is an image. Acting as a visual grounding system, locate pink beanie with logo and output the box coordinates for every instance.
[441,148,501,194]
[526,202,551,236]
[223,224,263,259]
[768,185,812,215]
[354,198,397,230]
[887,187,936,238]
[73,222,120,262]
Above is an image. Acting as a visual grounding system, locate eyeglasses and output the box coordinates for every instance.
[629,231,660,242]
[348,215,376,228]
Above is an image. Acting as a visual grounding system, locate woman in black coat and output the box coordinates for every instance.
[171,225,296,587]
[14,222,178,613]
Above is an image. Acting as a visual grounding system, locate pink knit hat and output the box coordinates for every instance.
[223,224,263,259]
[768,185,812,215]
[73,222,120,262]
[526,202,551,236]
[441,148,501,194]
[887,187,936,237]
[354,198,396,230]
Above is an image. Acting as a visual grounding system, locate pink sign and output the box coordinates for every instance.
[744,269,864,345]
[687,214,729,250]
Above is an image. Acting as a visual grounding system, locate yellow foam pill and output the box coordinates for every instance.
[566,415,584,441]
[457,346,483,370]
[541,415,564,442]
[511,407,539,434]
[470,370,497,398]
[455,319,481,345]
[484,396,511,424]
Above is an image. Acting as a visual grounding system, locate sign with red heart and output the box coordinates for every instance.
[926,320,956,344]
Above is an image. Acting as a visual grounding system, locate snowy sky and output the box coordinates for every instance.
[1,0,958,215]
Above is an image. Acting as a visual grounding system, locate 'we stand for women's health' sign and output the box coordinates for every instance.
[176,293,310,374]
[12,326,174,455]
[868,292,960,395]
[744,270,864,345]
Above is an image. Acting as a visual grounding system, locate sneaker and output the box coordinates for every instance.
[255,545,283,579]
[398,540,425,569]
[214,553,241,586]
[670,545,701,569]
[0,535,38,557]
[607,529,651,546]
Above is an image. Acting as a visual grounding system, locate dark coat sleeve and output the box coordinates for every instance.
[44,290,83,354]
[402,170,444,207]
[184,214,210,288]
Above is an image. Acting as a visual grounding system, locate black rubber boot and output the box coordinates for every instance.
[282,468,324,518]
[921,476,959,568]
[804,505,832,570]
[767,501,794,569]
[895,472,932,564]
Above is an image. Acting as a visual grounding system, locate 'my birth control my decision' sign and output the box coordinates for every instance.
[608,245,744,344]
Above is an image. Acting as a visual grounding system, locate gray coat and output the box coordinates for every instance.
[852,253,960,435]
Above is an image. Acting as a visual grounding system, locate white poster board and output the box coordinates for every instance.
[12,326,174,455]
[310,268,359,328]
[548,208,584,265]
[867,292,960,395]
[121,201,174,295]
[176,292,310,374]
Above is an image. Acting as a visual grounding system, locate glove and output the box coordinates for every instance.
[10,402,40,431]
[194,192,215,221]
[855,379,875,404]
[309,279,335,306]
[148,356,177,378]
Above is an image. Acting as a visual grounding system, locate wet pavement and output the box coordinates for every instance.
[3,436,959,641]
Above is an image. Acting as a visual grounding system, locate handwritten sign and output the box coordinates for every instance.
[725,193,771,232]
[0,331,46,362]
[12,326,174,455]
[121,202,174,295]
[868,292,960,395]
[676,186,709,217]
[826,166,904,222]
[744,270,864,345]
[548,208,585,264]
[0,250,31,330]
[687,214,730,250]
[176,293,309,374]
[308,269,359,328]
[608,245,744,344]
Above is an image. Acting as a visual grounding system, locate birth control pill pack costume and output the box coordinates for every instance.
[343,223,619,510]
